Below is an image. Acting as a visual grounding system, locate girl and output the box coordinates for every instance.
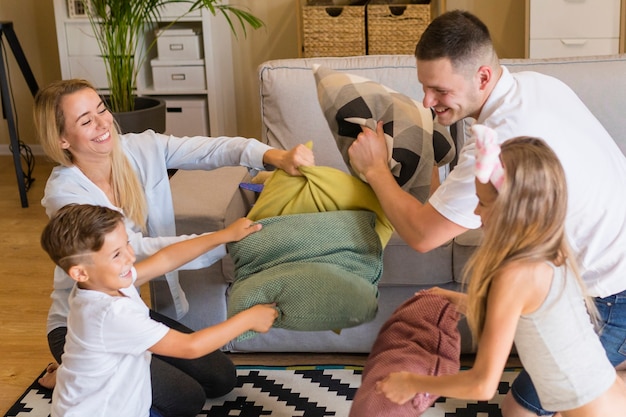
[375,124,626,416]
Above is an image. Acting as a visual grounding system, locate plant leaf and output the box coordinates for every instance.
[83,0,264,113]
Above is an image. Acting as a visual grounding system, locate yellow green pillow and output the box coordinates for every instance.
[248,165,393,247]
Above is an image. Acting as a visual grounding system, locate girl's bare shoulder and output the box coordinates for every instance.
[493,260,553,314]
[496,260,552,281]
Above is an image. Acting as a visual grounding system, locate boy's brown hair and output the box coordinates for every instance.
[41,204,123,273]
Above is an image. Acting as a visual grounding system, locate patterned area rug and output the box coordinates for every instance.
[4,365,519,417]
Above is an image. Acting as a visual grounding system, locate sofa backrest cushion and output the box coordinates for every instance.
[258,54,626,160]
[258,55,424,170]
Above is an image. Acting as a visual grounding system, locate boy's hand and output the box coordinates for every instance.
[226,218,262,242]
[245,303,279,333]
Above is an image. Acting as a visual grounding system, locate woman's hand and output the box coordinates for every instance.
[263,144,315,176]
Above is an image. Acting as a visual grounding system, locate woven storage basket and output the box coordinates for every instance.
[367,1,431,55]
[302,0,367,57]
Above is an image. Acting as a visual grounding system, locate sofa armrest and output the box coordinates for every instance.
[150,167,256,330]
[170,166,256,235]
[170,166,256,283]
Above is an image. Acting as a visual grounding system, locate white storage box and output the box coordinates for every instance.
[69,56,108,88]
[529,38,619,59]
[158,97,209,137]
[151,59,206,90]
[158,3,202,18]
[65,23,99,55]
[156,28,203,60]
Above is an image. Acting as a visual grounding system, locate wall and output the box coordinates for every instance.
[229,0,301,139]
[0,0,61,149]
[427,0,525,58]
[0,0,559,147]
[0,0,299,147]
[232,0,527,137]
[0,0,526,146]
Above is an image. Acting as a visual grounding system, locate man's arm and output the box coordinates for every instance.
[349,122,468,253]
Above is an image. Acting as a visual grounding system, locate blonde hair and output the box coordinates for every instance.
[33,79,147,229]
[464,137,596,342]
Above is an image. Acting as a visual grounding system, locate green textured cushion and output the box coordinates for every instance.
[227,210,383,340]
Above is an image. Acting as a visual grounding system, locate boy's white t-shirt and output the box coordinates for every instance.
[51,269,170,417]
[429,67,626,298]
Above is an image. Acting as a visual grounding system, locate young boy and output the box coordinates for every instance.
[40,204,278,417]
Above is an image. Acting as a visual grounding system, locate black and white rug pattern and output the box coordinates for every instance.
[5,365,519,417]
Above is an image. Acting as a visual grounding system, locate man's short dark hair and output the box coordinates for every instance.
[415,10,493,67]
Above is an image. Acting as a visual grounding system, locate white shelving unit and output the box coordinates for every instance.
[526,0,621,59]
[52,0,238,136]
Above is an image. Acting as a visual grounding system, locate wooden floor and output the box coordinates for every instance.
[0,154,518,414]
[1,155,57,413]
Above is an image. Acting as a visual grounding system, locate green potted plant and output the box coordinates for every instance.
[83,0,263,130]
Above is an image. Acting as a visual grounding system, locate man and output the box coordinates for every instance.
[348,10,626,417]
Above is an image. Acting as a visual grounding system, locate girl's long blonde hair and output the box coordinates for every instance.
[33,79,147,229]
[464,136,595,343]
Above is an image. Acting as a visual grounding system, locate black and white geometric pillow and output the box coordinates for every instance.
[313,65,455,202]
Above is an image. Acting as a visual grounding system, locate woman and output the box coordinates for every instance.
[34,78,314,417]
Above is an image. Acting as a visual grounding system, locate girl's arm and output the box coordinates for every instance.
[377,263,540,403]
[134,217,261,286]
[424,287,468,315]
[148,303,278,358]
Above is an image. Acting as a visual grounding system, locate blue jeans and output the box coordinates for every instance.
[510,289,626,415]
[150,408,164,417]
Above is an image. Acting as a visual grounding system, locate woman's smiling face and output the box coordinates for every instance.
[58,88,115,161]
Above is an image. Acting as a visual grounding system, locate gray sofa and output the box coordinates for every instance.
[151,53,626,354]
